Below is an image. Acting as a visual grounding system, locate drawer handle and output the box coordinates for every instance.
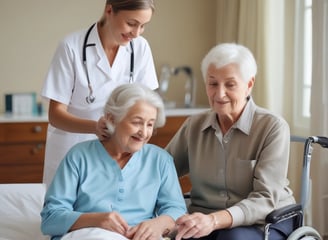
[32,143,44,154]
[33,125,43,133]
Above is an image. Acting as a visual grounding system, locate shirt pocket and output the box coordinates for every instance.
[229,159,257,197]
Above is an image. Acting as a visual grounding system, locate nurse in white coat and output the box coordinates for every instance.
[41,0,158,187]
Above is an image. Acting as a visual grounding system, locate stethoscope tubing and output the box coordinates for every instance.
[83,23,96,103]
[83,23,134,104]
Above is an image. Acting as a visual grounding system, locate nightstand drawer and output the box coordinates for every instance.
[0,121,47,183]
[0,122,47,143]
[0,143,45,183]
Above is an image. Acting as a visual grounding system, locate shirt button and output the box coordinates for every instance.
[119,188,124,193]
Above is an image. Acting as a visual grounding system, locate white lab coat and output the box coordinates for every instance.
[41,24,158,186]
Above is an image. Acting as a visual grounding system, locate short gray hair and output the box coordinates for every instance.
[104,83,165,133]
[201,43,257,82]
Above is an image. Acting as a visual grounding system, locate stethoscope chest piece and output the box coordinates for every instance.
[85,84,95,103]
[86,96,95,104]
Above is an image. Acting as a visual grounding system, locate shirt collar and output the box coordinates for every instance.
[234,97,256,135]
[199,97,257,136]
[199,110,220,132]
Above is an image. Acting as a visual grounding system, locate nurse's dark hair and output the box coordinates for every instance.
[106,0,155,13]
[104,83,166,134]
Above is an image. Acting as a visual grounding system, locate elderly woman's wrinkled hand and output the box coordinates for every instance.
[175,213,215,240]
[125,218,166,240]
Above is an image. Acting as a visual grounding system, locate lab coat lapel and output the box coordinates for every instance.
[87,25,131,80]
[88,25,111,78]
[96,43,131,80]
[110,45,131,77]
[96,49,111,78]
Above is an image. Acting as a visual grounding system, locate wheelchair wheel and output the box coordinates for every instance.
[287,226,322,240]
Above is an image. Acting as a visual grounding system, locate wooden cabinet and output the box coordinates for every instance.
[149,116,187,148]
[0,121,47,183]
[0,116,192,192]
[149,116,192,193]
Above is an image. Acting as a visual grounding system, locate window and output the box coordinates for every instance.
[294,0,312,127]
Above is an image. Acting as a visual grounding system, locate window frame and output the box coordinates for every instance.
[293,0,312,129]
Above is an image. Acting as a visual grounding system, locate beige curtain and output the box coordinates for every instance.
[216,0,289,114]
[310,0,328,235]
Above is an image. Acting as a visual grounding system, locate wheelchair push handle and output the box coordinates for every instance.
[309,136,328,148]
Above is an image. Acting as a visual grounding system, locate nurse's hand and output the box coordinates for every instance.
[96,116,110,140]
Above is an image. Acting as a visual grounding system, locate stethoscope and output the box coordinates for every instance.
[83,23,134,104]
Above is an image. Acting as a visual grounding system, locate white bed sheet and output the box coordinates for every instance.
[61,228,129,240]
[61,228,168,240]
[0,183,49,240]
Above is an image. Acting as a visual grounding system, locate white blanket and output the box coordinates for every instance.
[0,184,49,240]
[61,228,129,240]
[61,228,168,240]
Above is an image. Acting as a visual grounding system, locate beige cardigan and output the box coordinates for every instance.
[166,98,295,227]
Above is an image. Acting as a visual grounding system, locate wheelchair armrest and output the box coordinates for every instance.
[183,192,190,199]
[265,203,303,224]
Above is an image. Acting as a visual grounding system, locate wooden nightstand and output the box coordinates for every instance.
[0,121,47,183]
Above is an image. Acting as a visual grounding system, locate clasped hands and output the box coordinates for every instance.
[98,212,172,240]
[97,211,217,240]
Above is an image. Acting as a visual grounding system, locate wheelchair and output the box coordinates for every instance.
[264,135,328,240]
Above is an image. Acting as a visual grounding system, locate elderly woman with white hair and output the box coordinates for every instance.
[166,43,295,240]
[41,83,186,240]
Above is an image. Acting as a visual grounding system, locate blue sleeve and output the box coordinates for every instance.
[155,153,187,220]
[40,150,82,236]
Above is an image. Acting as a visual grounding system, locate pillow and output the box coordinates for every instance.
[0,184,49,240]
